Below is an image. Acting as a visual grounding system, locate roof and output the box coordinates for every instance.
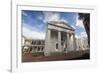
[47,21,75,31]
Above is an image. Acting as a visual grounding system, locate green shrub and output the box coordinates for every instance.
[32,52,44,57]
[50,52,64,56]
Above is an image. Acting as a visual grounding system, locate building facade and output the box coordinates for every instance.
[22,21,89,56]
[44,21,76,56]
[22,37,45,54]
[75,37,89,51]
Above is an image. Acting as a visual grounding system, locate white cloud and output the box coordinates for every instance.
[22,11,28,16]
[23,23,37,31]
[75,35,79,39]
[60,19,68,23]
[71,25,76,29]
[37,16,43,20]
[43,12,68,23]
[76,14,84,28]
[80,32,87,37]
[23,26,45,40]
[43,12,60,23]
[75,31,87,39]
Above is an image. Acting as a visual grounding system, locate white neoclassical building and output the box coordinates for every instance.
[44,21,76,56]
[76,37,89,51]
[22,21,89,56]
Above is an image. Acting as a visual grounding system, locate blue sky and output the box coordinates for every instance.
[22,10,87,39]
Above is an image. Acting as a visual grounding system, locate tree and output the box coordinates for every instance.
[78,13,90,47]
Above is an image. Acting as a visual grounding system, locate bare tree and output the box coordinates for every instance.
[78,13,90,47]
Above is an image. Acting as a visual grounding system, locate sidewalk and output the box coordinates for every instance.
[22,50,90,62]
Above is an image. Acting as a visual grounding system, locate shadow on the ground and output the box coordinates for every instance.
[71,53,90,60]
[22,50,90,62]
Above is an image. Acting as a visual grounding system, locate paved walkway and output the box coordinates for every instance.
[22,50,90,62]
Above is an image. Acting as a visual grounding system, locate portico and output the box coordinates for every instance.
[44,21,76,56]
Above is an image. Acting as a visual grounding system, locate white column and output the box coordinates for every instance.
[31,46,34,53]
[36,46,37,52]
[73,33,76,51]
[58,31,62,52]
[44,29,51,56]
[67,33,70,52]
[70,34,73,51]
[68,33,76,51]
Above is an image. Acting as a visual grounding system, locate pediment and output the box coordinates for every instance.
[48,21,75,31]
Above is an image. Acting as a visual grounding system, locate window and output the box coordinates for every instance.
[56,43,58,49]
